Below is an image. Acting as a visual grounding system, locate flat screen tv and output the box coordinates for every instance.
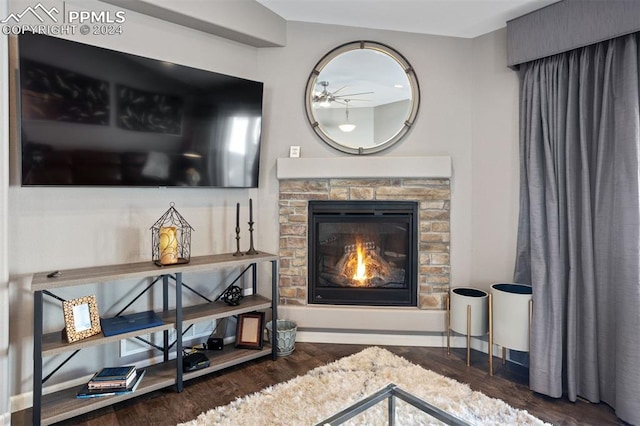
[16,32,263,188]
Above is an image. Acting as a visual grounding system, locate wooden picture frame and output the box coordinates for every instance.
[62,295,102,343]
[235,312,265,349]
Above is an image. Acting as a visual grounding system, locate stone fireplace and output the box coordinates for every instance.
[277,156,452,322]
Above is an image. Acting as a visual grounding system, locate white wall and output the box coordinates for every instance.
[1,0,11,421]
[470,29,520,290]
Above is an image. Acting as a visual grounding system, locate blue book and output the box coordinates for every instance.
[77,369,145,398]
[100,310,164,337]
[92,366,136,381]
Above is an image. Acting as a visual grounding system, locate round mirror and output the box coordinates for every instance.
[305,41,420,155]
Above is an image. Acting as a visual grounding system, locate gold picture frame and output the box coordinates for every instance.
[235,312,265,349]
[62,295,102,343]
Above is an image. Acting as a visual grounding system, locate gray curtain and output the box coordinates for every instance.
[514,33,640,424]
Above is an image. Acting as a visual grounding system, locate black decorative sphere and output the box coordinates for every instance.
[221,285,243,306]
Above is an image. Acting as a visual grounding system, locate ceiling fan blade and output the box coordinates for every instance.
[333,91,375,98]
[331,85,348,95]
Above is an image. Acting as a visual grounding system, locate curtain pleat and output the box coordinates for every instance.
[514,33,640,424]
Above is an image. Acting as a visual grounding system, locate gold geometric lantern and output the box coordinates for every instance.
[151,202,194,266]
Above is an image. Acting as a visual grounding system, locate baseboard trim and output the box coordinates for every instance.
[10,392,29,415]
[295,330,509,359]
[295,330,468,347]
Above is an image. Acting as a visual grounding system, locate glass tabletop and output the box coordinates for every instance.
[316,383,470,426]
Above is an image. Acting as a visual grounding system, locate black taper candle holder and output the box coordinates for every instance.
[233,225,244,256]
[246,220,258,255]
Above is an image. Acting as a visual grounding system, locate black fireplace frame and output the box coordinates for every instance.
[308,200,418,307]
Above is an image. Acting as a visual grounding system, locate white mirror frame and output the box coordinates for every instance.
[305,41,420,155]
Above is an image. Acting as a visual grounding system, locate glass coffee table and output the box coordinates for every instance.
[316,383,470,425]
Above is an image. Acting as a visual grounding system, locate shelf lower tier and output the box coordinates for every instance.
[37,344,273,425]
[183,344,273,382]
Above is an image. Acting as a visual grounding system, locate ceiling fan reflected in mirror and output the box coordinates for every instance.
[313,81,373,108]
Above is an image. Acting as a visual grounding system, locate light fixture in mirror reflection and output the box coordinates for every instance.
[338,99,356,133]
[305,41,420,155]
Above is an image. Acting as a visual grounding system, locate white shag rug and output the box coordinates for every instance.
[180,347,549,426]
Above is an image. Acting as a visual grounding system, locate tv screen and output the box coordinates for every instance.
[17,32,263,188]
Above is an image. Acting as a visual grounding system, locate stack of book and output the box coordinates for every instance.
[77,366,145,399]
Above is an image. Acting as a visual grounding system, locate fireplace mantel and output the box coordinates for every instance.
[277,156,452,179]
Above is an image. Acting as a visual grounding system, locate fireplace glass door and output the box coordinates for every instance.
[308,200,418,306]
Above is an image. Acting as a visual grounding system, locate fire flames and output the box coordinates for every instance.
[337,241,393,287]
[327,240,404,288]
[352,245,367,282]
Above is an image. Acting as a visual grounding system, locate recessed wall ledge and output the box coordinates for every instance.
[276,156,452,180]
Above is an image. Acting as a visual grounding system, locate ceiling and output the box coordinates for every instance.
[256,0,560,39]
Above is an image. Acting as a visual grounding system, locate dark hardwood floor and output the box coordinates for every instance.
[14,343,622,425]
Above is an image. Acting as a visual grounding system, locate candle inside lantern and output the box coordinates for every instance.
[159,226,178,265]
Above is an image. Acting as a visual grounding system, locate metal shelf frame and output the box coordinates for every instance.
[31,253,278,426]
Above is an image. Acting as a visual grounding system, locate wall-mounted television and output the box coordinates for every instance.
[16,32,263,188]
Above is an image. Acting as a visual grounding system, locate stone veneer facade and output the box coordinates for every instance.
[278,178,450,309]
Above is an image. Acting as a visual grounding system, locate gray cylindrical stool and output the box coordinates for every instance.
[489,283,533,375]
[447,287,488,366]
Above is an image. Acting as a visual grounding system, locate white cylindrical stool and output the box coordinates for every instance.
[489,283,533,375]
[447,287,488,366]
